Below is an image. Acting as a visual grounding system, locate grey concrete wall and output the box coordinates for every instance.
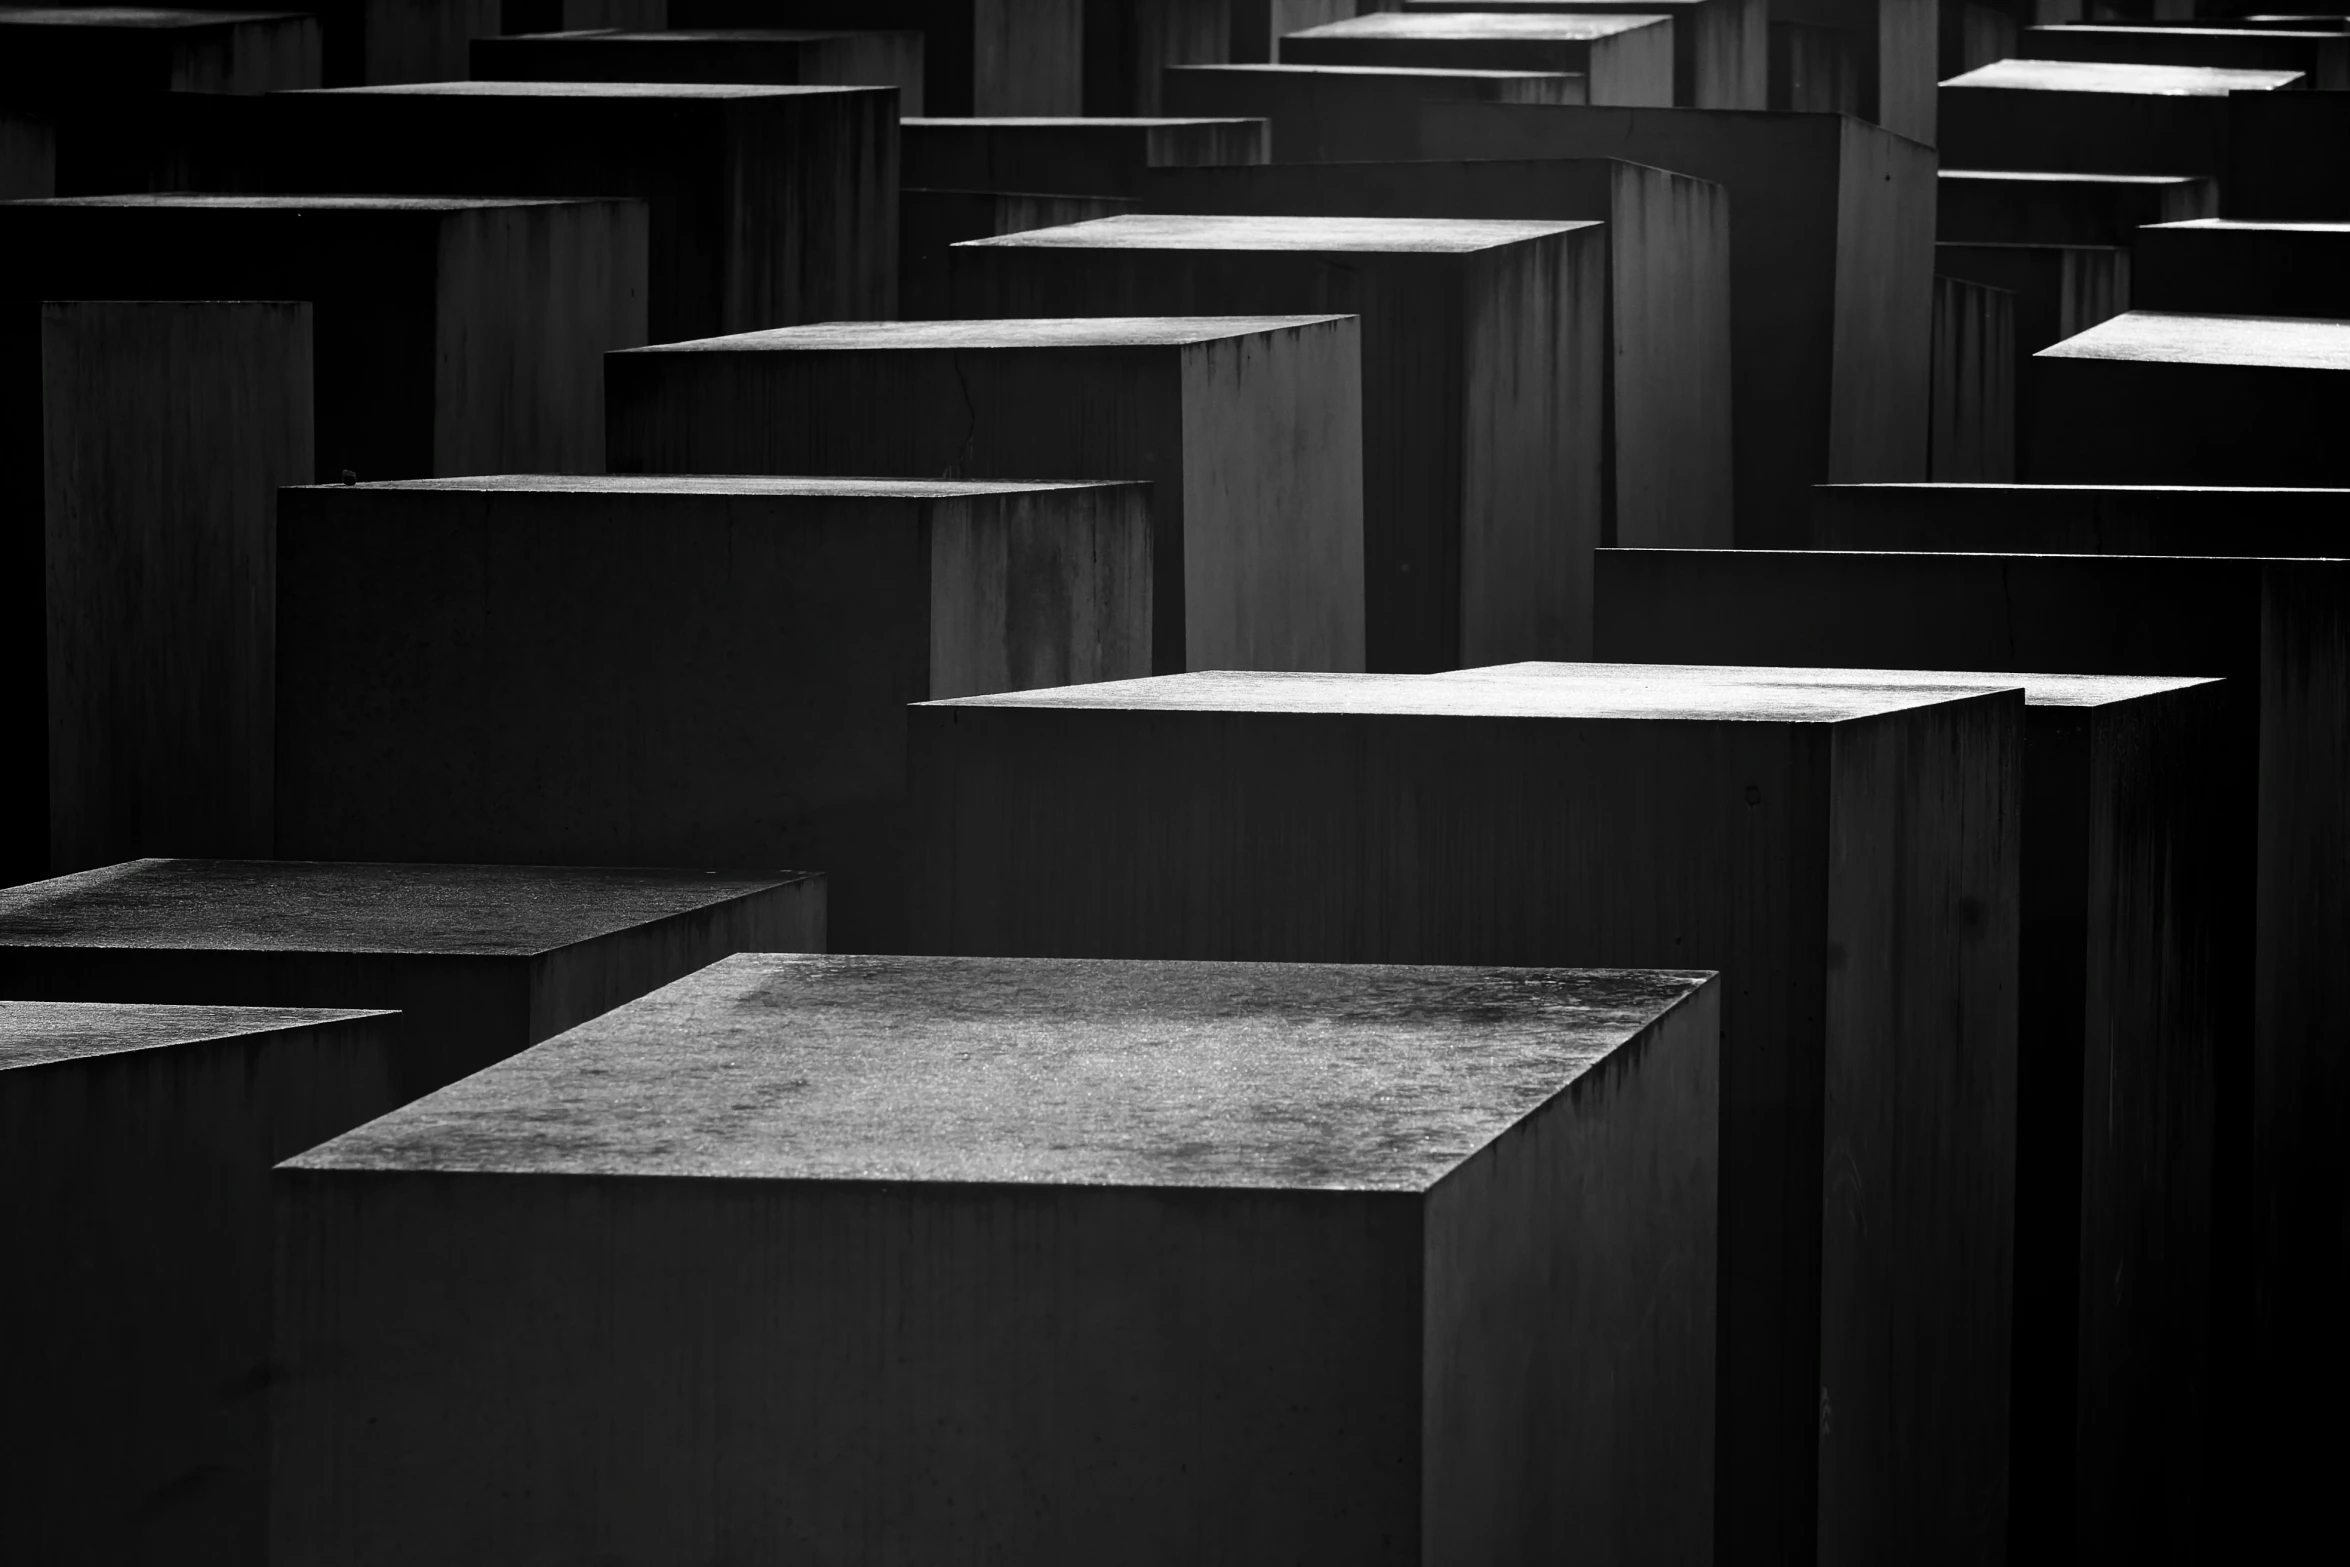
[0,8,322,95]
[1403,0,1770,109]
[1773,0,1938,139]
[901,114,1268,196]
[1928,274,2017,480]
[0,110,53,199]
[1165,61,1585,158]
[2134,219,2350,316]
[669,0,1082,114]
[1936,169,2217,246]
[2225,88,2350,219]
[1808,481,2350,555]
[900,188,1134,316]
[473,27,927,112]
[1084,0,1236,112]
[1280,12,1677,106]
[2023,21,2350,85]
[1940,60,2292,174]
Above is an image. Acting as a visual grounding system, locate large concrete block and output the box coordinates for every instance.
[271,952,1718,1565]
[1937,168,2217,245]
[2022,22,2350,86]
[0,196,645,483]
[2224,86,2350,218]
[275,476,1152,952]
[1772,0,1938,140]
[1809,480,2350,555]
[606,316,1363,678]
[1414,104,1935,546]
[1929,273,2016,479]
[1769,16,1862,113]
[1279,11,1676,105]
[952,214,1604,668]
[1939,58,2302,175]
[1936,241,2129,474]
[911,666,2024,1567]
[666,0,1079,114]
[1403,0,1770,108]
[1233,0,1356,59]
[252,82,895,339]
[0,6,319,95]
[1,300,310,889]
[472,27,926,110]
[2023,311,2350,485]
[0,109,53,197]
[0,857,825,1103]
[2133,217,2350,315]
[1077,0,1239,113]
[1163,61,1584,158]
[0,1001,396,1567]
[901,113,1267,196]
[499,0,667,31]
[900,187,1131,317]
[1134,158,1733,551]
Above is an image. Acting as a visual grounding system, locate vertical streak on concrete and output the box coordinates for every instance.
[1828,117,1935,485]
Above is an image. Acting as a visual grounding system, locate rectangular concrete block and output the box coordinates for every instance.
[1936,241,2129,475]
[1770,17,1861,112]
[606,316,1363,678]
[1,300,311,888]
[1939,58,2302,175]
[271,952,1719,1565]
[901,113,1268,195]
[293,0,501,84]
[1810,480,2350,555]
[275,476,1152,952]
[1937,169,2218,245]
[665,0,1079,114]
[0,857,825,1104]
[2133,217,2350,315]
[0,195,646,482]
[1929,273,2017,480]
[951,214,1605,668]
[1280,11,1676,105]
[1403,0,1771,108]
[1133,158,1733,551]
[900,187,1131,317]
[1773,0,1939,140]
[911,666,2024,1567]
[1163,61,1584,159]
[2224,86,2350,218]
[0,1001,396,1567]
[1234,0,1357,59]
[0,108,54,198]
[472,27,926,111]
[500,0,668,32]
[2022,22,2350,86]
[1077,0,1238,113]
[0,6,321,96]
[1415,103,1935,545]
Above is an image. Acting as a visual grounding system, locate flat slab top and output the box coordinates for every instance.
[1939,169,2208,185]
[8,193,605,213]
[285,953,1712,1192]
[903,116,1265,129]
[2149,217,2350,234]
[0,859,809,958]
[921,668,2018,723]
[623,315,1355,353]
[1942,58,2303,93]
[300,81,885,101]
[1447,661,2219,713]
[1291,12,1670,40]
[2041,310,2350,370]
[1175,61,1580,81]
[0,7,302,28]
[962,212,1592,253]
[306,475,1140,500]
[0,1000,390,1073]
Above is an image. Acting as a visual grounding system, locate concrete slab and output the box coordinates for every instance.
[2024,310,2350,485]
[2022,22,2350,86]
[1413,104,1934,546]
[499,0,664,32]
[606,316,1364,678]
[0,195,646,482]
[2133,218,2350,315]
[2225,86,2350,218]
[1,300,309,889]
[666,0,1077,114]
[0,108,52,197]
[1162,61,1585,159]
[911,665,2024,1567]
[1809,481,2350,555]
[950,214,1604,668]
[472,27,925,111]
[1074,0,1238,113]
[274,476,1152,952]
[1769,16,1860,113]
[1929,273,2016,479]
[0,7,319,95]
[1772,0,1939,141]
[1233,0,1357,60]
[1939,58,2303,175]
[900,186,1131,316]
[1937,168,2218,245]
[1278,11,1676,105]
[1133,157,1733,551]
[901,114,1267,196]
[271,952,1719,1564]
[0,1001,396,1567]
[1402,0,1770,108]
[1935,241,2129,475]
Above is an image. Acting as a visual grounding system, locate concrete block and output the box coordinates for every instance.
[1279,11,1676,105]
[1162,62,1584,159]
[275,476,1153,952]
[901,113,1267,196]
[1769,18,1861,112]
[2022,22,2350,86]
[900,187,1132,317]
[0,857,825,1104]
[1234,0,1363,60]
[2023,311,2350,485]
[501,0,668,32]
[1414,104,1935,546]
[473,27,926,111]
[0,109,53,197]
[1773,0,1939,140]
[272,952,1720,1565]
[2224,86,2350,218]
[1133,157,1734,551]
[607,316,1363,678]
[0,1001,397,1567]
[253,82,895,340]
[1939,58,2302,175]
[1,300,310,889]
[1936,241,2129,476]
[665,0,1077,114]
[1937,168,2218,245]
[0,195,647,482]
[0,6,320,97]
[1402,0,1770,108]
[1809,480,2350,555]
[1929,273,2017,479]
[911,666,2024,1567]
[1078,0,1239,114]
[2133,217,2350,315]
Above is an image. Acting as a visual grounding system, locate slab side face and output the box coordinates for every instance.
[1163,61,1589,161]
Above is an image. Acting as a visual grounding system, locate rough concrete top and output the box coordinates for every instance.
[285,953,1714,1191]
[963,212,1592,252]
[921,668,2020,723]
[1292,12,1671,41]
[1447,661,2219,712]
[0,859,811,958]
[2148,218,2350,234]
[301,475,1144,499]
[620,315,1355,353]
[2040,310,2350,370]
[0,999,391,1073]
[301,80,886,100]
[0,7,303,28]
[11,193,615,212]
[1174,61,1581,82]
[1938,169,2210,186]
[904,116,1267,129]
[1941,58,2304,93]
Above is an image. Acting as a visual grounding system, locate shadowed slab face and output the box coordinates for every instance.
[0,998,389,1070]
[630,313,1351,351]
[1441,659,2216,711]
[1182,59,1574,80]
[0,7,303,28]
[902,115,1263,127]
[2042,310,2350,369]
[963,210,1591,252]
[301,79,875,99]
[1295,12,1674,40]
[1943,58,2304,93]
[341,473,1133,500]
[15,192,592,211]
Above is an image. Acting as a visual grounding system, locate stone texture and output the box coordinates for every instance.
[1940,57,2302,175]
[1163,61,1585,159]
[1809,480,2350,555]
[1280,11,1676,105]
[1402,0,1770,108]
[472,26,927,111]
[900,113,1267,195]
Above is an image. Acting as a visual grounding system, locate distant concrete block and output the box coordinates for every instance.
[1077,0,1238,113]
[0,195,647,482]
[500,0,667,32]
[951,214,1605,668]
[472,27,926,111]
[1772,0,1939,141]
[2225,87,2350,218]
[1936,241,2129,476]
[1234,0,1363,61]
[1402,0,1770,108]
[1279,11,1676,105]
[1769,17,1860,112]
[2022,22,2350,87]
[272,952,1720,1564]
[900,187,1131,317]
[1163,61,1584,159]
[2133,218,2350,316]
[275,476,1152,952]
[0,1001,396,1567]
[901,113,1267,196]
[1937,168,2218,246]
[1929,274,2017,480]
[0,109,53,198]
[0,6,320,96]
[1939,58,2302,175]
[666,0,1078,114]
[1809,480,2350,555]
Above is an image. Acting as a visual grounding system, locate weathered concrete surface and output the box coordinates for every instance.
[1929,274,2016,479]
[1769,17,1859,113]
[2024,311,2350,485]
[901,114,1267,195]
[473,27,926,111]
[2133,218,2350,316]
[666,0,1078,114]
[273,953,1717,1564]
[1,301,309,888]
[1810,480,2350,555]
[275,476,1151,952]
[1773,0,1938,141]
[912,666,2023,1567]
[1280,11,1676,105]
[1937,168,2218,245]
[1936,241,2129,481]
[0,858,825,1102]
[607,315,1364,678]
[1233,0,1354,59]
[1075,0,1238,113]
[499,0,665,33]
[1403,0,1770,108]
[2225,87,2350,218]
[1135,158,1732,552]
[1940,58,2302,174]
[0,6,320,95]
[900,186,1132,316]
[1164,61,1585,159]
[951,215,1605,668]
[2022,22,2350,86]
[0,1001,396,1567]
[1415,104,1934,547]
